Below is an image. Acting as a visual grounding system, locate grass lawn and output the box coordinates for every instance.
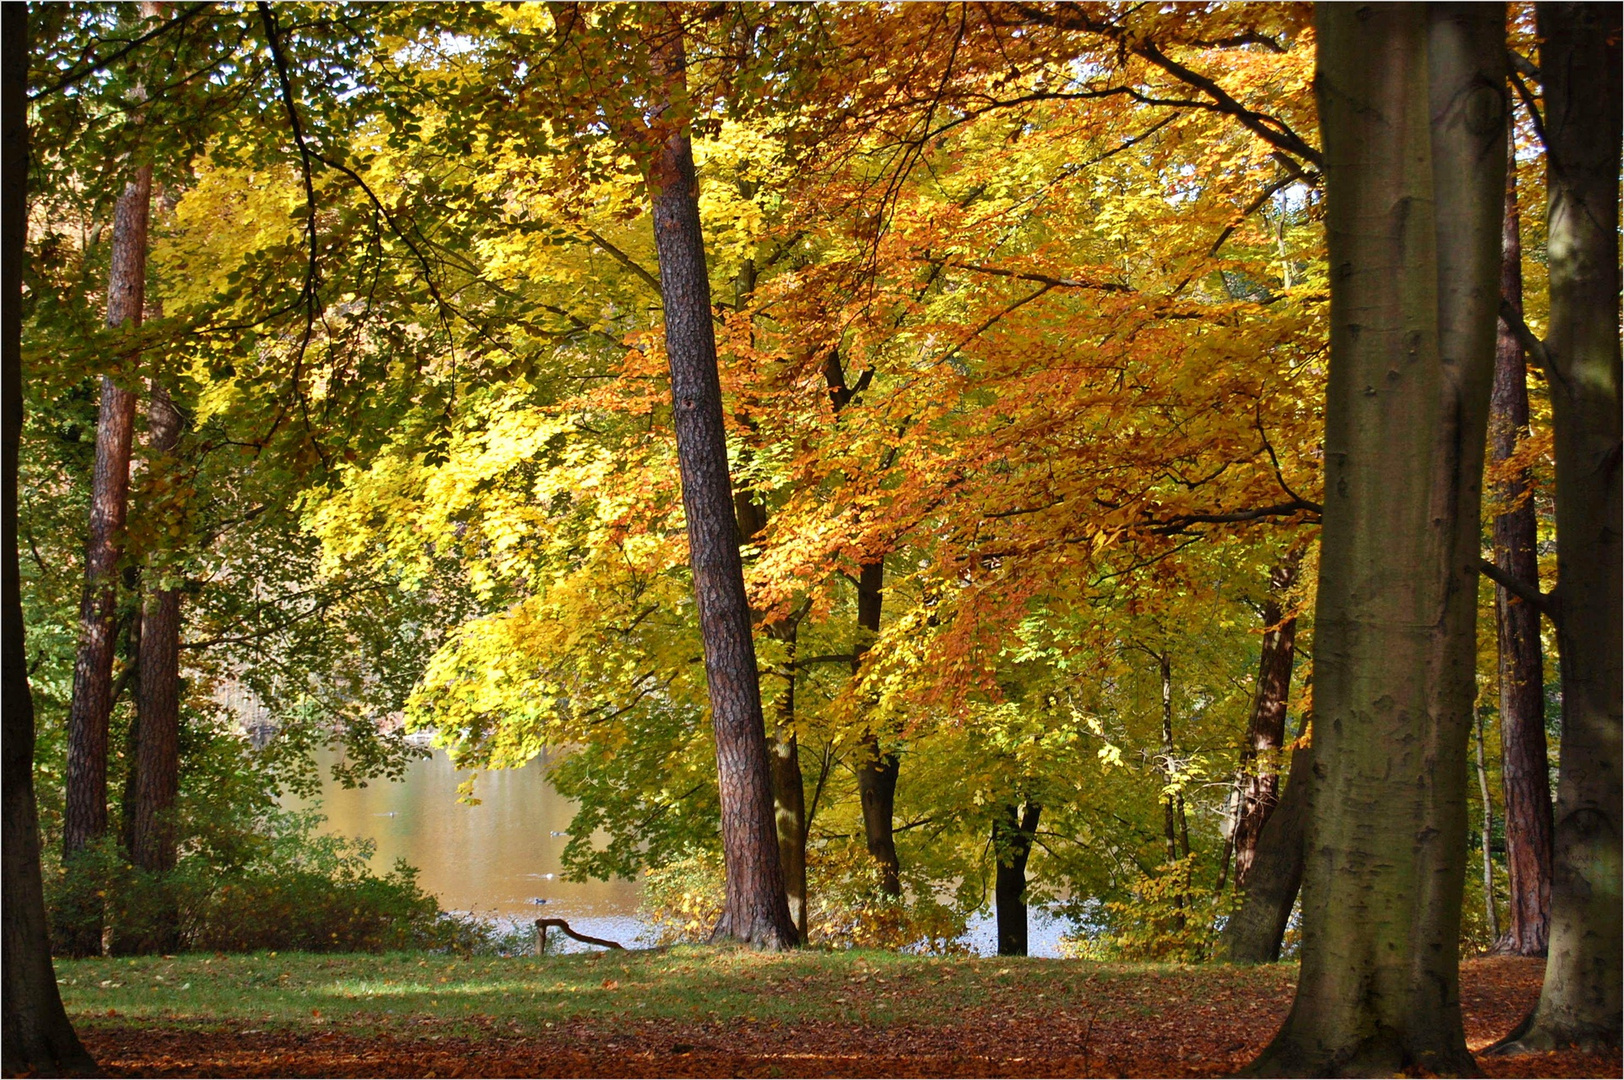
[52,950,1613,1077]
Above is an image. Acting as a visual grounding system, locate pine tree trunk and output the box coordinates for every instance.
[993,802,1040,957]
[1232,557,1300,889]
[1,6,96,1066]
[1487,134,1552,959]
[1221,741,1310,964]
[647,17,794,951]
[60,159,150,957]
[851,558,900,896]
[1246,7,1505,1074]
[1493,3,1622,1053]
[131,385,182,887]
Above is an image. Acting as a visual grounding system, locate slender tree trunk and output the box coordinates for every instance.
[1221,741,1311,965]
[1,6,96,1068]
[60,157,151,957]
[1488,133,1552,959]
[1494,3,1622,1053]
[1474,703,1501,943]
[1157,651,1187,929]
[1232,556,1300,889]
[993,801,1040,957]
[851,557,900,897]
[766,618,806,943]
[1247,8,1505,1074]
[123,385,182,954]
[647,17,794,950]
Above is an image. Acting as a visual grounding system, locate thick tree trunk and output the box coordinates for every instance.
[1487,136,1552,959]
[851,558,900,897]
[1232,557,1300,889]
[1247,8,1504,1075]
[1,6,96,1068]
[1221,741,1310,964]
[647,19,794,951]
[1494,3,1622,1053]
[61,160,150,957]
[993,801,1040,957]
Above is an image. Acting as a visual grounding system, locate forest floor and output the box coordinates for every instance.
[47,950,1618,1078]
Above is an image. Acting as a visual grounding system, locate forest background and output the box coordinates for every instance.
[3,4,1611,1071]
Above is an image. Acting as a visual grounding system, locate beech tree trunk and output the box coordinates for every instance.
[993,801,1040,957]
[1494,3,1622,1053]
[1247,7,1505,1074]
[1,6,96,1067]
[1232,557,1299,889]
[851,558,901,897]
[766,617,806,943]
[1487,135,1552,959]
[1221,741,1310,964]
[647,18,795,950]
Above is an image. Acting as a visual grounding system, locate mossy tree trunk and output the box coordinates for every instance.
[1247,6,1505,1074]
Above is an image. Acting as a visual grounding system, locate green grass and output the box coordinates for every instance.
[55,948,1298,1037]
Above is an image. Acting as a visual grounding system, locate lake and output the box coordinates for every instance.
[289,746,1069,956]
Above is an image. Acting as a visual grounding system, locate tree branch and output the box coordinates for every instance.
[30,3,215,100]
[1477,559,1557,623]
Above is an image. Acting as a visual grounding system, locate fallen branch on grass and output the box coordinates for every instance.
[535,918,626,954]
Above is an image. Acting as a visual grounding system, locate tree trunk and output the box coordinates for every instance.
[1474,703,1501,942]
[1221,741,1311,965]
[1232,556,1300,889]
[1247,7,1504,1074]
[852,557,900,897]
[647,17,794,951]
[121,385,182,954]
[1156,651,1189,929]
[1,5,96,1067]
[1487,132,1552,959]
[60,158,150,956]
[993,801,1040,957]
[1493,3,1622,1053]
[767,617,806,943]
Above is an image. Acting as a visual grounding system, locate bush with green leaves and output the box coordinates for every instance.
[46,806,477,955]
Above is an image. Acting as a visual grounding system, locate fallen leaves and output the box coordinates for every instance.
[58,957,1619,1078]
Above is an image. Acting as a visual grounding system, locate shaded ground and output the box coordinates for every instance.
[47,953,1620,1077]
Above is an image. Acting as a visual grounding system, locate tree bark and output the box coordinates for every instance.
[1232,556,1300,889]
[760,610,805,943]
[1,5,96,1068]
[1247,7,1504,1075]
[60,155,150,957]
[1221,741,1311,965]
[1487,133,1552,959]
[126,385,182,953]
[1493,3,1622,1053]
[647,15,795,951]
[1156,651,1188,929]
[851,557,901,897]
[993,801,1040,957]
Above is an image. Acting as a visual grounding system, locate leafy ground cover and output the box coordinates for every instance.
[50,952,1615,1078]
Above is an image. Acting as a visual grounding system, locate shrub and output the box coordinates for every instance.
[47,808,461,955]
[1061,856,1223,962]
[639,841,970,954]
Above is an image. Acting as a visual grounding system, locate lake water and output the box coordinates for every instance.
[286,748,647,949]
[289,747,1069,956]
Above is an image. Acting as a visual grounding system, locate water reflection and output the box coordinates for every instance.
[285,748,641,935]
[285,747,1067,956]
